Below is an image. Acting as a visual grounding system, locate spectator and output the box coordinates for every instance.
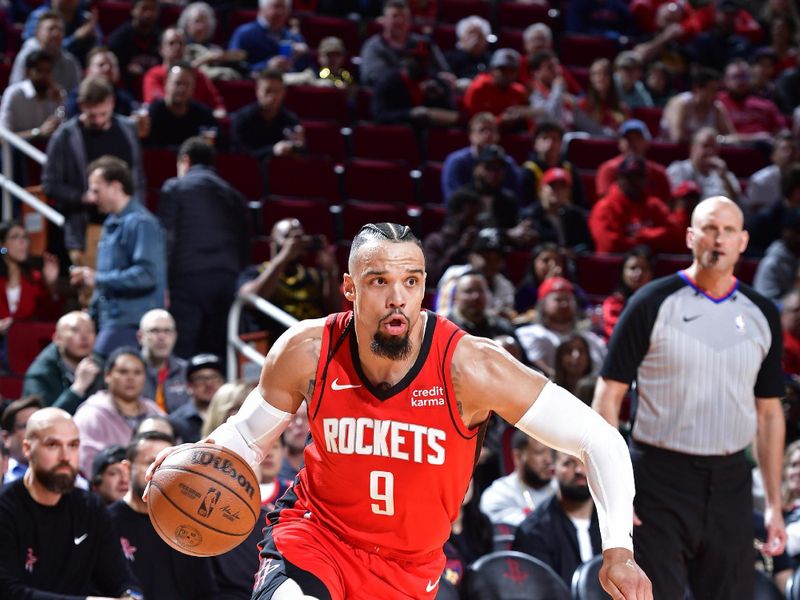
[69,156,166,356]
[435,227,516,319]
[0,396,43,484]
[229,0,309,75]
[446,271,517,340]
[661,66,736,144]
[601,247,655,340]
[614,51,654,109]
[42,76,146,266]
[553,334,597,404]
[526,167,593,250]
[750,48,780,102]
[22,311,103,413]
[631,2,688,78]
[596,118,672,204]
[518,23,582,95]
[179,2,247,81]
[782,290,800,380]
[463,48,529,131]
[135,414,176,439]
[752,208,800,300]
[143,27,226,118]
[422,189,483,285]
[199,380,253,439]
[718,58,786,142]
[63,46,135,119]
[575,58,629,136]
[0,221,62,357]
[278,401,308,481]
[666,126,742,202]
[137,309,189,414]
[520,121,584,208]
[750,164,800,256]
[444,479,493,588]
[744,131,798,217]
[89,444,128,505]
[514,242,569,316]
[591,155,686,254]
[10,11,81,92]
[230,68,304,160]
[565,0,634,40]
[688,0,752,72]
[22,0,99,65]
[109,431,219,599]
[445,16,492,88]
[237,218,338,337]
[358,0,448,87]
[512,451,602,585]
[0,50,64,143]
[372,42,458,127]
[527,49,575,128]
[168,353,225,443]
[0,408,142,599]
[516,276,607,377]
[645,61,675,107]
[108,0,161,91]
[441,112,520,201]
[144,63,217,148]
[159,137,249,359]
[479,431,555,528]
[768,14,799,74]
[285,36,356,88]
[74,347,163,476]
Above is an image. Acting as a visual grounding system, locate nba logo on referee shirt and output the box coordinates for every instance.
[735,314,746,334]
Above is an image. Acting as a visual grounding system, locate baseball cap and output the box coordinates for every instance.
[91,444,126,482]
[472,228,510,254]
[619,119,652,141]
[537,276,575,301]
[673,180,701,198]
[186,353,225,380]
[476,144,507,165]
[541,167,573,187]
[490,48,521,69]
[318,36,345,55]
[617,155,647,178]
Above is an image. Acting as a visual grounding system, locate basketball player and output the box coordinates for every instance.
[146,223,652,600]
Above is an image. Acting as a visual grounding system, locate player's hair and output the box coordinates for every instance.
[78,75,113,105]
[87,155,134,196]
[178,136,216,166]
[126,431,176,461]
[104,345,146,374]
[348,223,421,271]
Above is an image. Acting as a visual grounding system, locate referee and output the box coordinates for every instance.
[593,196,787,600]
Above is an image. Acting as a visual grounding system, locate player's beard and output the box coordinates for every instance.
[522,463,552,489]
[371,331,412,361]
[35,462,77,494]
[560,482,592,502]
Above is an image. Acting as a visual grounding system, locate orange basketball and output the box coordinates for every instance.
[147,443,261,557]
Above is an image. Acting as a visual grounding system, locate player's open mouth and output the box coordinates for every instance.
[382,317,408,335]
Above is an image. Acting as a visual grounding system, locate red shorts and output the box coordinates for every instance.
[268,507,446,600]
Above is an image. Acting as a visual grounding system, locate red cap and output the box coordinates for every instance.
[673,181,701,198]
[537,276,575,301]
[541,167,572,187]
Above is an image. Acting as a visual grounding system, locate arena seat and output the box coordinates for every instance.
[631,106,663,139]
[299,14,361,55]
[343,159,419,203]
[784,566,800,600]
[228,9,258,34]
[302,120,348,162]
[0,376,23,399]
[339,200,417,240]
[578,169,599,207]
[265,156,342,204]
[646,141,687,167]
[558,35,618,69]
[215,79,256,113]
[285,85,350,123]
[652,254,692,279]
[497,29,525,52]
[419,204,447,237]
[437,0,492,23]
[719,145,770,178]
[354,88,374,122]
[462,551,571,600]
[499,132,532,164]
[564,137,618,170]
[260,197,338,241]
[96,0,132,41]
[570,555,609,600]
[158,3,183,28]
[426,128,469,163]
[432,24,457,52]
[575,253,624,297]
[497,2,555,30]
[351,123,421,165]
[216,152,263,200]
[420,162,445,205]
[7,321,56,375]
[754,569,783,600]
[492,523,517,552]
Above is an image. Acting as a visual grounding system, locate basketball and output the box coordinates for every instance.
[147,443,262,557]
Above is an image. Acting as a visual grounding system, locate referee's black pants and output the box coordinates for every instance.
[631,442,753,600]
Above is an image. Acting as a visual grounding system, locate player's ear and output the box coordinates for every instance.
[343,273,356,301]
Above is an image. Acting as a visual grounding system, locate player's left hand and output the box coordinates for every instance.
[598,548,652,600]
[763,505,787,556]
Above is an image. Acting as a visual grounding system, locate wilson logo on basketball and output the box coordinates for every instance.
[197,487,221,518]
[190,450,256,499]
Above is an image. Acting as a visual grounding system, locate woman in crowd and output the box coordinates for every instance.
[178,2,247,80]
[553,333,595,404]
[575,58,629,136]
[600,246,654,340]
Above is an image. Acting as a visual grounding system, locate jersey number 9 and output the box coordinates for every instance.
[370,471,395,516]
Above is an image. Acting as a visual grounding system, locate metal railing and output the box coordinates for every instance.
[0,124,64,226]
[226,293,298,381]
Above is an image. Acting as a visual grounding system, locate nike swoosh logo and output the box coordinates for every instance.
[331,378,361,391]
[74,533,88,545]
[682,315,702,322]
[426,579,439,593]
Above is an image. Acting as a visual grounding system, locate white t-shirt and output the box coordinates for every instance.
[569,516,595,562]
[6,285,20,315]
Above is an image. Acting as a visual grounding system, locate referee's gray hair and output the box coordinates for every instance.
[348,223,422,271]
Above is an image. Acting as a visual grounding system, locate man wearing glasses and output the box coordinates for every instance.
[137,309,189,414]
[167,353,224,443]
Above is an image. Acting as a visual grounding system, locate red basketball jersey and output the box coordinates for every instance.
[291,310,483,560]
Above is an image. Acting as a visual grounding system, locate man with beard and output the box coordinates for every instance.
[512,450,602,585]
[146,223,651,600]
[42,76,145,267]
[480,430,556,528]
[23,310,104,413]
[447,271,517,342]
[108,431,218,600]
[9,11,81,91]
[0,407,141,598]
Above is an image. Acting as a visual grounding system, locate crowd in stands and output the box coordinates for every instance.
[1,0,800,596]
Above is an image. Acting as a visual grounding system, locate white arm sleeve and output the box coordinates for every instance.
[208,388,293,471]
[515,381,635,551]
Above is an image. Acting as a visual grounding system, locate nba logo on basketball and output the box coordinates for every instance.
[197,487,221,518]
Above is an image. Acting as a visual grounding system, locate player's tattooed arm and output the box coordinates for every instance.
[450,360,464,417]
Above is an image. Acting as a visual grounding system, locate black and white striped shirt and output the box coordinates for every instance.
[602,272,784,455]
